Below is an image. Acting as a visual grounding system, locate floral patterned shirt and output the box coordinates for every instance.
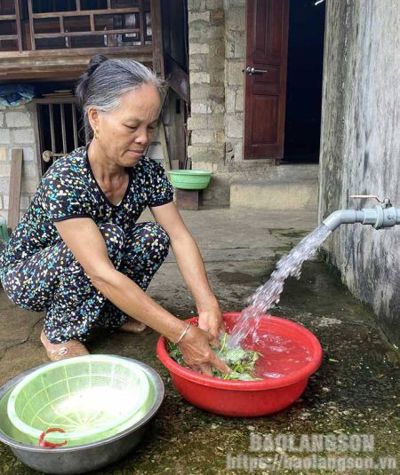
[0,146,174,280]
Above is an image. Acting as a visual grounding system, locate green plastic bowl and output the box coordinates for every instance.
[7,355,150,447]
[168,170,212,190]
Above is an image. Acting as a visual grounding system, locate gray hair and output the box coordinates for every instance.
[75,55,164,142]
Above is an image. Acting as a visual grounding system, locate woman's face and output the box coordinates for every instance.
[89,83,161,167]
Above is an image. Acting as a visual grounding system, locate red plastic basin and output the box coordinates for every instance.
[156,312,323,417]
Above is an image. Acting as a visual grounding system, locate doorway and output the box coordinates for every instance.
[283,0,325,163]
[244,0,325,163]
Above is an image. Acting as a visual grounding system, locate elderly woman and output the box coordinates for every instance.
[0,55,228,376]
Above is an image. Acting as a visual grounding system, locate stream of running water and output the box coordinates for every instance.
[228,223,333,348]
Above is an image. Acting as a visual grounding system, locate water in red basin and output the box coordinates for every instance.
[157,312,323,417]
[254,332,313,380]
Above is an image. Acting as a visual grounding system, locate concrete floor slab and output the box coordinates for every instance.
[0,208,399,474]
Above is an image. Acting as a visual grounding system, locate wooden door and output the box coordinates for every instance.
[244,0,289,160]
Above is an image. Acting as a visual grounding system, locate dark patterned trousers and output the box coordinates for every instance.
[2,222,170,343]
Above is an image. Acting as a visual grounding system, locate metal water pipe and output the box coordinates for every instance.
[322,195,400,232]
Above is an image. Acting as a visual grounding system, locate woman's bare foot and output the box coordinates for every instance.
[40,330,89,362]
[120,319,147,334]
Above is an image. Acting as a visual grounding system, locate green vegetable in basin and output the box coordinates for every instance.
[168,333,261,381]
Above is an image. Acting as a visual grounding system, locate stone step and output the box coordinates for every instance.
[230,165,319,210]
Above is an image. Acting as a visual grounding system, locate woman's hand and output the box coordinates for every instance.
[150,203,226,346]
[197,301,225,346]
[178,325,230,376]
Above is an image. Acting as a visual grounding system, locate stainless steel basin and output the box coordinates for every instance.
[0,357,164,474]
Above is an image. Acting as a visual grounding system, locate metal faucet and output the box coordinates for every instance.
[322,195,400,231]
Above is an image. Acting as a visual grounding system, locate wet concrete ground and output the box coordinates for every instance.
[0,208,399,474]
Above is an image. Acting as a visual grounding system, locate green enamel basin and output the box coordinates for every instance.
[168,170,212,190]
[7,355,152,447]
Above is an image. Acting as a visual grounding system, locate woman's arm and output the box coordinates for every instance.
[150,202,224,342]
[54,217,228,375]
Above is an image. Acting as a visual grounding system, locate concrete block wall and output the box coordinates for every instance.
[187,0,226,170]
[187,1,237,205]
[187,0,228,205]
[224,0,245,164]
[187,1,275,206]
[0,105,40,223]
